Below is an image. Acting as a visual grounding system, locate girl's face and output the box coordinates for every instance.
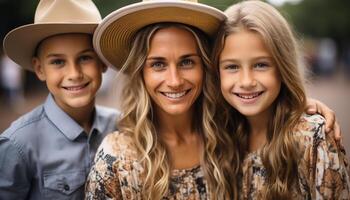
[143,27,203,117]
[219,29,281,120]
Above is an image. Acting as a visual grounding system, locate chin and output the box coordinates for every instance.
[66,97,94,108]
[163,107,189,116]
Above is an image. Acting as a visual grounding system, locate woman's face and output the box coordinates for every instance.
[142,27,203,117]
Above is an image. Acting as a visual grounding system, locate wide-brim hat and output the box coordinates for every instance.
[3,0,102,71]
[93,0,226,71]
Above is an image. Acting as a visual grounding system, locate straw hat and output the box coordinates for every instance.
[93,0,226,70]
[3,0,102,71]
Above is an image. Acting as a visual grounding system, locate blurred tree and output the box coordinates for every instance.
[281,0,350,53]
[1,0,349,50]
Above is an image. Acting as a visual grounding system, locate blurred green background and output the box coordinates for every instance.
[1,0,350,47]
[0,0,350,156]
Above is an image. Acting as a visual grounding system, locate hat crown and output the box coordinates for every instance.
[34,0,102,23]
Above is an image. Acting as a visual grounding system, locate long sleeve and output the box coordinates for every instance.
[298,115,350,199]
[0,137,31,200]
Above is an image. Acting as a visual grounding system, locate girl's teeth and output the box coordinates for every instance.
[164,91,187,99]
[237,92,261,99]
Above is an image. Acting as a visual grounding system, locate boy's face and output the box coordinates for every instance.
[32,33,107,113]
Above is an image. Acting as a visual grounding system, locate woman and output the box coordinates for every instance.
[86,1,236,199]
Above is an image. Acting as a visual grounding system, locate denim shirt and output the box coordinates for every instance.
[0,94,119,200]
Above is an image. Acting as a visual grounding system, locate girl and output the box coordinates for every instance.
[213,1,350,199]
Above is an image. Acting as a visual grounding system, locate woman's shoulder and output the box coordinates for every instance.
[98,131,137,160]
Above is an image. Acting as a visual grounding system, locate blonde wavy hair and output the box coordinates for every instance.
[118,23,237,199]
[212,1,307,199]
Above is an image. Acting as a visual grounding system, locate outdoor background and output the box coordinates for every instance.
[0,0,349,155]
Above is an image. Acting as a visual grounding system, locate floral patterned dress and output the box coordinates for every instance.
[85,132,209,200]
[240,114,350,200]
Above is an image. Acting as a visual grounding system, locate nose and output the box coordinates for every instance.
[67,62,83,80]
[167,65,184,88]
[239,68,256,89]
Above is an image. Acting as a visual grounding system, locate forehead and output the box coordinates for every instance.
[148,27,199,55]
[36,33,92,56]
[221,30,271,59]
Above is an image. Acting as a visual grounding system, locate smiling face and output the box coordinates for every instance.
[142,27,203,117]
[219,29,281,120]
[33,33,106,114]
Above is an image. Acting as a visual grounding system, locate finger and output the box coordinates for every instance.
[305,98,317,114]
[306,104,317,114]
[323,110,335,133]
[315,101,335,132]
[333,121,341,141]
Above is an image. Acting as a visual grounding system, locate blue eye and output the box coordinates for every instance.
[180,59,194,68]
[224,64,239,71]
[151,61,165,70]
[50,59,65,66]
[254,62,269,69]
[78,55,95,64]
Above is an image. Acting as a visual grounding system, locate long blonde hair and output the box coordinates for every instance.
[212,1,307,199]
[118,23,237,199]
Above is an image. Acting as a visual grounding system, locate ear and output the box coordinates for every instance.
[32,57,46,81]
[101,63,108,73]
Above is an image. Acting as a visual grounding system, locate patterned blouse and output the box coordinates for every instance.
[85,132,209,200]
[240,114,350,200]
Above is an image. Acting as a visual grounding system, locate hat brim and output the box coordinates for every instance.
[3,23,98,71]
[94,1,226,70]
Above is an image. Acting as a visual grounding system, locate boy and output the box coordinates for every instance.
[0,0,119,199]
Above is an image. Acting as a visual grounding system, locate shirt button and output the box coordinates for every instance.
[64,184,70,191]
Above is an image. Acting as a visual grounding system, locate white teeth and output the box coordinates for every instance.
[65,85,86,91]
[236,92,261,99]
[163,91,187,99]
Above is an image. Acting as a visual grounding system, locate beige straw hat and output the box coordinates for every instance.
[3,0,102,71]
[93,0,226,70]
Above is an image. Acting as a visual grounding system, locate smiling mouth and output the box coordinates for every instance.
[63,82,89,91]
[161,89,191,99]
[234,91,264,99]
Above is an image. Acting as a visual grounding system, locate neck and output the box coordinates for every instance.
[246,109,271,152]
[156,107,196,140]
[155,107,203,169]
[64,101,95,134]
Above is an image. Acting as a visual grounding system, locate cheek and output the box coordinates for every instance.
[142,70,162,93]
[44,70,61,84]
[193,70,204,88]
[220,72,236,91]
[265,72,281,92]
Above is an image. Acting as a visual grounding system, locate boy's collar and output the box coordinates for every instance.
[44,94,85,140]
[44,94,105,140]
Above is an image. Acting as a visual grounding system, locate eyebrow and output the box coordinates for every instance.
[45,48,94,58]
[146,53,200,61]
[220,56,272,64]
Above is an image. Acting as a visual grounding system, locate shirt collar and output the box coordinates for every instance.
[91,106,105,135]
[44,94,85,140]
